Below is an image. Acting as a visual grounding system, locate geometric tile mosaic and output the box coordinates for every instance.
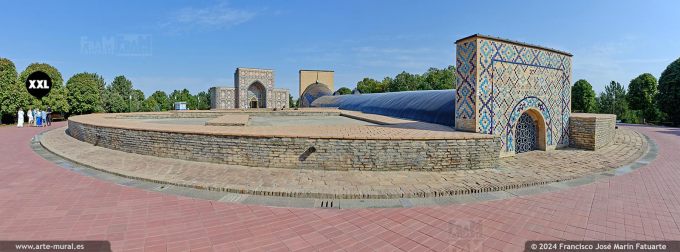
[455,35,572,156]
[455,40,477,131]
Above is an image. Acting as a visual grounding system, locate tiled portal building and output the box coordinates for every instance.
[210,68,290,109]
[454,34,573,157]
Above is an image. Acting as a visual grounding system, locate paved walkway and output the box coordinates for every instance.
[40,127,646,199]
[1,123,680,251]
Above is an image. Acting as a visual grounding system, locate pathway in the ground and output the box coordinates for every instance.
[1,122,680,251]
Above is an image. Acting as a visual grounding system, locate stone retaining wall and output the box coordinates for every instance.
[569,113,617,150]
[67,120,501,171]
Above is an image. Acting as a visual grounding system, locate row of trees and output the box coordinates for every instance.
[352,65,455,94]
[571,58,680,125]
[0,57,211,123]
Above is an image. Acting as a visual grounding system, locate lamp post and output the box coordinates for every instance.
[129,94,132,113]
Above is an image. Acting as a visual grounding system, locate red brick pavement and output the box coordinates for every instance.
[1,122,679,251]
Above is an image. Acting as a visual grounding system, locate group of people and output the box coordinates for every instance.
[16,107,52,128]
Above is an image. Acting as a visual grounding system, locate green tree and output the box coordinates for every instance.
[356,78,380,93]
[571,79,597,113]
[598,81,632,122]
[66,73,105,115]
[353,66,454,94]
[104,75,134,113]
[658,58,680,124]
[289,94,296,108]
[423,65,455,90]
[378,77,391,93]
[0,58,28,124]
[142,98,158,112]
[195,91,210,110]
[130,89,145,112]
[143,91,169,112]
[18,63,69,113]
[335,87,352,95]
[390,71,422,92]
[109,76,132,98]
[169,89,193,110]
[104,89,126,113]
[627,73,660,123]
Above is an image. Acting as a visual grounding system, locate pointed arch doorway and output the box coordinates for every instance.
[247,82,266,108]
[515,109,547,154]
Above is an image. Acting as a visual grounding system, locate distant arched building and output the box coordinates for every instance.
[210,68,290,109]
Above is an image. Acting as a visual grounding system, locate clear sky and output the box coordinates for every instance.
[1,0,678,96]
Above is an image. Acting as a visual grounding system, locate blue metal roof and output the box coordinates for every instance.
[311,89,456,127]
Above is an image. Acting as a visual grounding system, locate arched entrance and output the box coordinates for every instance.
[515,113,537,153]
[514,109,546,154]
[247,82,266,108]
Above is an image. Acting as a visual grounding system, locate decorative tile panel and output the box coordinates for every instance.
[455,35,572,156]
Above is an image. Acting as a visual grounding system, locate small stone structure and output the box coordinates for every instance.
[569,113,617,150]
[210,68,290,109]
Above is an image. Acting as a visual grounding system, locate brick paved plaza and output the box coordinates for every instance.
[1,122,679,251]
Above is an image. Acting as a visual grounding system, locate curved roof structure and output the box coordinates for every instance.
[311,89,456,126]
[300,82,332,107]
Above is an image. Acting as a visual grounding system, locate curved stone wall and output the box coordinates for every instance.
[67,113,501,171]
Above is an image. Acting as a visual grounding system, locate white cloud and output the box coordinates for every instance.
[162,2,257,32]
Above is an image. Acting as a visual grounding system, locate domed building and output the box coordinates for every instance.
[299,70,334,107]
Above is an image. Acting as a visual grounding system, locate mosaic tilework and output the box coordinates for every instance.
[235,68,274,109]
[210,68,289,109]
[455,36,572,156]
[454,40,477,131]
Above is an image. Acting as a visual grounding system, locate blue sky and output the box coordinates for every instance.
[1,0,679,96]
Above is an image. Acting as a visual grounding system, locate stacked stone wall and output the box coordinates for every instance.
[67,120,501,171]
[569,113,616,150]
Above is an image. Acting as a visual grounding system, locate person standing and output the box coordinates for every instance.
[41,109,47,127]
[33,109,40,127]
[27,108,33,126]
[17,108,24,127]
[46,106,52,126]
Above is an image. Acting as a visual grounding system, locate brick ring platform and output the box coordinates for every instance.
[67,109,500,172]
[43,112,648,201]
